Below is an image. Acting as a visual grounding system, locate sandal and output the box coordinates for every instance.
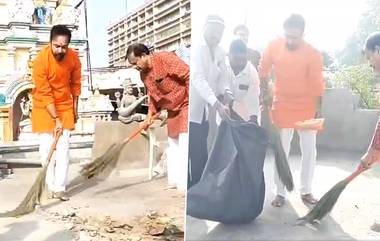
[271,195,285,207]
[52,192,70,201]
[301,194,318,205]
[371,222,380,232]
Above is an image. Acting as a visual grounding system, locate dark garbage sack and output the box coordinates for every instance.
[187,120,269,224]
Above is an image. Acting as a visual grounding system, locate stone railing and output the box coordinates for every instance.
[316,88,379,152]
[288,88,379,153]
[73,110,113,135]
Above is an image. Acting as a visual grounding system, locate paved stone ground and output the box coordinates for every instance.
[186,150,380,241]
[0,162,184,241]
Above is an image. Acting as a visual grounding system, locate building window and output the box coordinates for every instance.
[156,25,180,41]
[157,11,179,26]
[182,19,190,29]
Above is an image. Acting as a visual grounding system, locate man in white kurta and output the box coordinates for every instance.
[188,15,231,188]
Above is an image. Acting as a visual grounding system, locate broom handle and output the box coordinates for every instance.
[346,158,379,182]
[121,113,160,145]
[45,130,63,167]
[265,103,276,128]
[346,166,367,182]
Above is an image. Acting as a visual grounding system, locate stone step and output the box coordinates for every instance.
[0,163,8,169]
[1,147,92,165]
[0,141,93,154]
[0,162,13,179]
[0,168,13,176]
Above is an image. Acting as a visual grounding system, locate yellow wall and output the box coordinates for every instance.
[0,104,12,142]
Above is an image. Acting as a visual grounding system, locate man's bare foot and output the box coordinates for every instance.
[301,194,318,205]
[271,195,285,207]
[371,222,380,232]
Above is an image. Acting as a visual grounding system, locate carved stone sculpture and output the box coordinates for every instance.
[9,0,35,23]
[117,79,146,124]
[52,0,80,25]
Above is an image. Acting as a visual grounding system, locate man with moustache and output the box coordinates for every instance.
[188,15,231,188]
[125,43,189,191]
[259,14,325,207]
[31,24,82,201]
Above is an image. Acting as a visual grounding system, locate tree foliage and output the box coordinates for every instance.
[332,64,378,109]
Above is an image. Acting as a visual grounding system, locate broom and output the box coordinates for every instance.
[297,157,378,225]
[0,130,62,217]
[80,113,159,179]
[262,103,294,192]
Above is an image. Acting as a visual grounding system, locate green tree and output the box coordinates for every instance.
[332,64,378,109]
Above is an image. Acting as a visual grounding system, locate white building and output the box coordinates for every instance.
[107,0,191,67]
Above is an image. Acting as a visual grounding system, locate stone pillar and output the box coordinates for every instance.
[29,46,38,60]
[7,46,15,75]
[26,46,38,81]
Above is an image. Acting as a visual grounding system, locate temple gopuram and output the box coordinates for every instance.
[0,0,88,142]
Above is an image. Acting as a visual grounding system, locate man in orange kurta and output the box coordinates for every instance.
[31,25,81,201]
[126,43,189,191]
[259,14,325,207]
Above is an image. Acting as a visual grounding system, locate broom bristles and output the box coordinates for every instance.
[270,126,294,191]
[0,165,48,217]
[80,117,157,179]
[80,142,127,179]
[298,179,349,224]
[261,104,294,192]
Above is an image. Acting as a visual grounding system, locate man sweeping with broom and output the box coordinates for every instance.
[31,24,81,201]
[125,43,189,191]
[259,14,325,207]
[356,32,380,232]
[297,32,380,229]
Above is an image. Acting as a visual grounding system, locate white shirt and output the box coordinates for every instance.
[189,37,228,124]
[225,61,260,122]
[175,45,190,65]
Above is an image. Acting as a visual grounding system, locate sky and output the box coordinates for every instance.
[191,0,367,54]
[86,0,145,67]
[84,0,367,68]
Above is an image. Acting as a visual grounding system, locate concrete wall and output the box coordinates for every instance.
[318,88,379,152]
[92,121,168,170]
[291,88,379,153]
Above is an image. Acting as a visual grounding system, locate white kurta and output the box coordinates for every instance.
[225,62,261,123]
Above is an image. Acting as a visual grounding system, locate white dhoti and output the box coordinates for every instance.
[39,130,71,192]
[166,132,189,191]
[274,128,317,197]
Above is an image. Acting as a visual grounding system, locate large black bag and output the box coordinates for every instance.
[187,120,269,224]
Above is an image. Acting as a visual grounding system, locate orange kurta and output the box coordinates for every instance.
[141,52,189,138]
[31,45,82,133]
[259,38,325,128]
